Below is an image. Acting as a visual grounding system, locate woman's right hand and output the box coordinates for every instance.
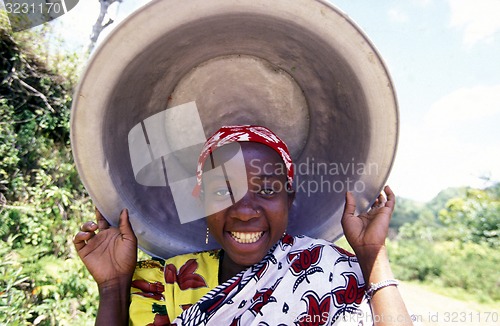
[73,208,137,288]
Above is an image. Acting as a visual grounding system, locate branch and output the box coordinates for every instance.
[87,0,123,54]
[16,78,55,113]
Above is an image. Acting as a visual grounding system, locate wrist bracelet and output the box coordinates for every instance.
[365,279,399,301]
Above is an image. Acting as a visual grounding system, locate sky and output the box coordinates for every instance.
[45,0,500,202]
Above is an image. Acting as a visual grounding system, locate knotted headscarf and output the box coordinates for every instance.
[193,125,294,196]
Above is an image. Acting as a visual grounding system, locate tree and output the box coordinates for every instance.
[439,187,500,247]
[88,0,124,53]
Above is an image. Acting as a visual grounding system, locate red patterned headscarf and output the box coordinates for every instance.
[193,125,294,196]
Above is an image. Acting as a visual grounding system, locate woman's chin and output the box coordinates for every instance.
[223,231,272,266]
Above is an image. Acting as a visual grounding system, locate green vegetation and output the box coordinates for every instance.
[1,25,97,325]
[1,19,499,325]
[389,185,500,303]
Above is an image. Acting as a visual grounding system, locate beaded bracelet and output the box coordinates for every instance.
[365,279,399,301]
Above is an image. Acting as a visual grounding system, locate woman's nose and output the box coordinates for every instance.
[230,192,261,221]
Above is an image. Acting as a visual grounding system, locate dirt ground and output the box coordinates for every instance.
[398,282,500,326]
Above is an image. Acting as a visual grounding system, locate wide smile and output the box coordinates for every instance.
[229,231,265,244]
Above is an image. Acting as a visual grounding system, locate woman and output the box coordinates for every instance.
[74,125,412,325]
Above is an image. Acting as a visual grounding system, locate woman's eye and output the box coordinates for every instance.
[215,189,231,197]
[259,188,276,196]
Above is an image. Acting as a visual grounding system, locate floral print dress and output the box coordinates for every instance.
[129,235,372,325]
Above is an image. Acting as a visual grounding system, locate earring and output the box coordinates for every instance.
[205,227,210,245]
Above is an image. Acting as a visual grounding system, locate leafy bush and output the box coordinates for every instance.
[388,239,500,302]
[388,240,445,282]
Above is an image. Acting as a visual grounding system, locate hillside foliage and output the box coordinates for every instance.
[1,25,97,325]
[389,184,500,302]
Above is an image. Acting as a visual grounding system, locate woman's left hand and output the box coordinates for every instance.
[341,186,414,325]
[341,185,395,258]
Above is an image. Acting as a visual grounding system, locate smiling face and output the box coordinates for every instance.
[202,142,294,275]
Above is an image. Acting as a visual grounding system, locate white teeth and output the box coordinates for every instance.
[230,231,264,244]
